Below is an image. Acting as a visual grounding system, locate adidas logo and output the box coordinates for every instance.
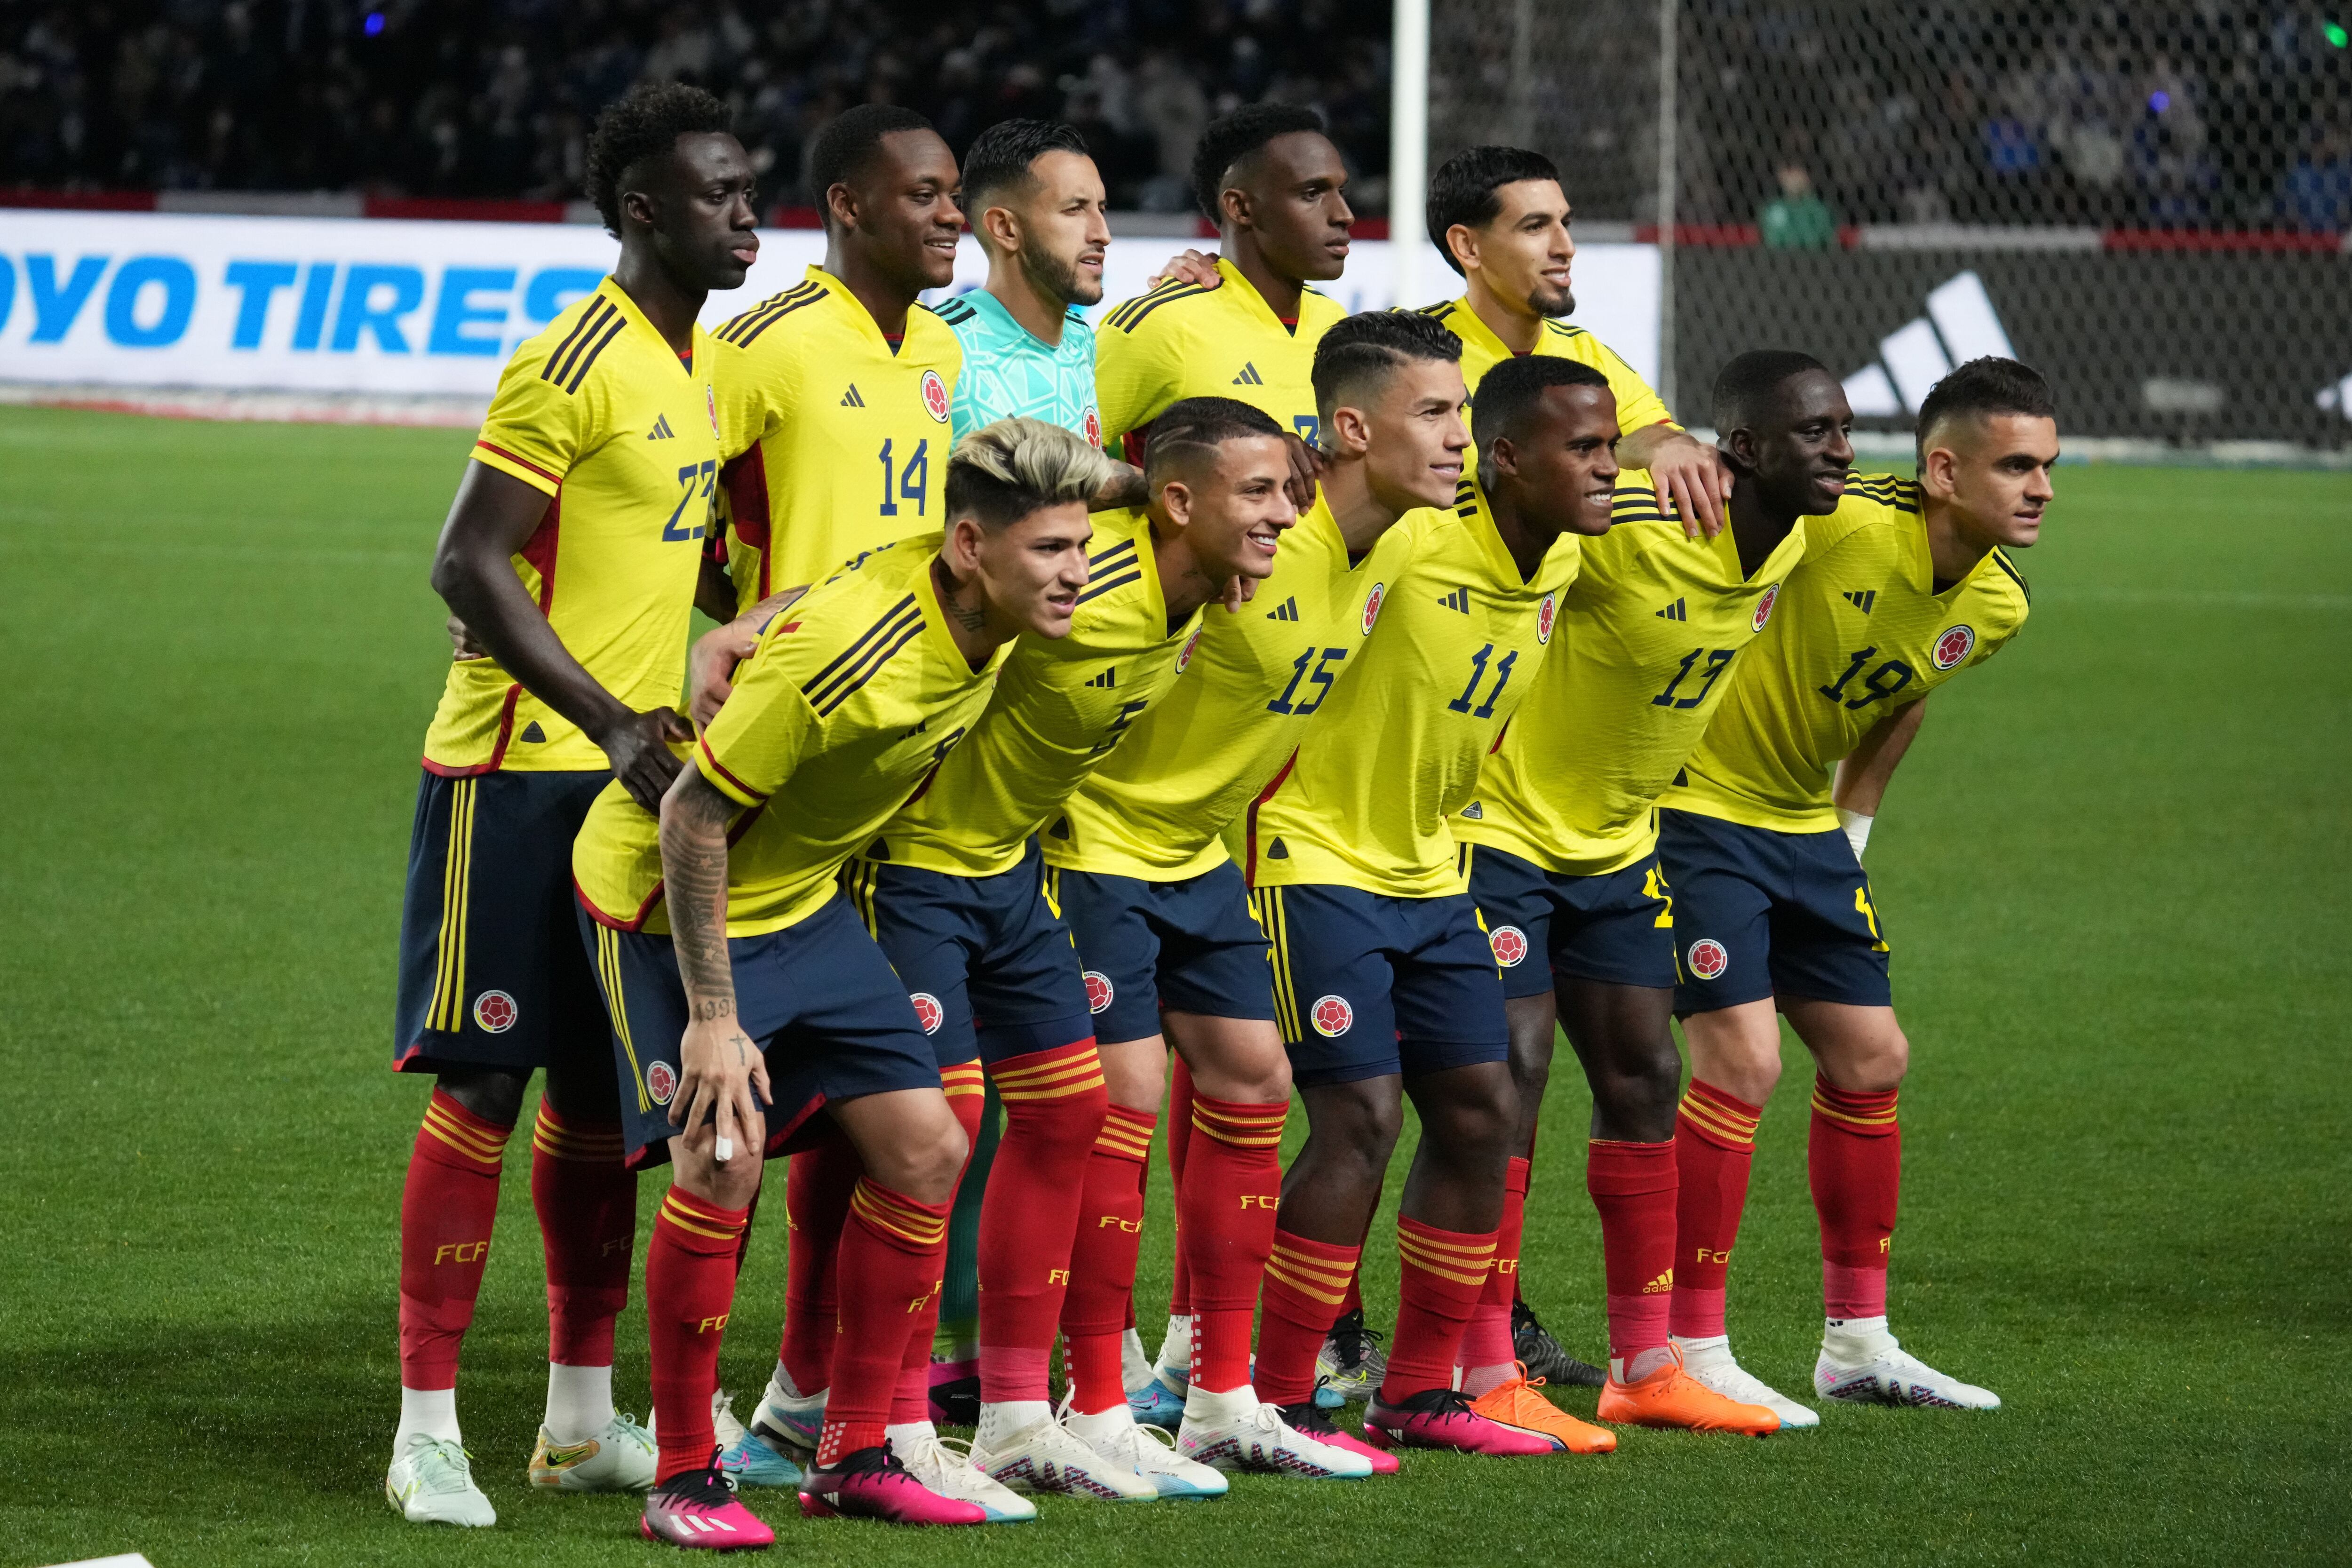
[1085,668,1118,689]
[840,384,866,408]
[1656,597,1688,621]
[900,718,928,738]
[1264,597,1300,621]
[646,414,676,439]
[518,721,547,743]
[1460,801,1484,820]
[1843,589,1876,613]
[1232,362,1264,385]
[1267,837,1290,860]
[1049,816,1072,838]
[865,837,891,861]
[1641,1268,1675,1294]
[1842,271,2015,416]
[1438,586,1471,614]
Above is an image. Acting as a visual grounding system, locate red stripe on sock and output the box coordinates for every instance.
[1589,1138,1677,1361]
[1255,1229,1359,1407]
[647,1188,750,1483]
[1180,1092,1286,1393]
[977,1040,1108,1403]
[1670,1080,1759,1340]
[531,1102,636,1368]
[1809,1081,1900,1320]
[398,1090,511,1390]
[1381,1216,1495,1401]
[823,1177,950,1466]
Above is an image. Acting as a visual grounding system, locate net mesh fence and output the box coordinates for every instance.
[1430,0,2352,446]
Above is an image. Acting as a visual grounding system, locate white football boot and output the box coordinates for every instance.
[1176,1384,1375,1479]
[1672,1334,1822,1429]
[888,1422,1038,1522]
[1063,1403,1229,1499]
[1814,1318,2001,1409]
[386,1433,496,1527]
[968,1405,1159,1501]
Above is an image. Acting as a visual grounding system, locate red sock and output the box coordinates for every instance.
[977,1039,1108,1403]
[1060,1103,1155,1413]
[530,1102,635,1368]
[891,1067,987,1425]
[1588,1138,1677,1365]
[1255,1229,1359,1407]
[398,1090,511,1389]
[1165,1053,1195,1318]
[1460,1154,1529,1376]
[1809,1080,1900,1320]
[1670,1079,1760,1339]
[1181,1092,1286,1393]
[779,1133,859,1395]
[647,1186,751,1483]
[821,1178,949,1465]
[1382,1217,1495,1401]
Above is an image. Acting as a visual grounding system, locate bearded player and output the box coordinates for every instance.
[1656,356,2051,1416]
[384,84,755,1528]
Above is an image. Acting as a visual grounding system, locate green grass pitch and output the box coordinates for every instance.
[0,405,2346,1567]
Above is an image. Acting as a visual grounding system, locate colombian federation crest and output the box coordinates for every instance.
[1310,995,1355,1037]
[1361,583,1386,636]
[1082,406,1103,447]
[1752,583,1781,633]
[1084,972,1116,1015]
[1687,939,1729,980]
[910,992,945,1035]
[1932,624,1977,670]
[921,370,950,423]
[1490,925,1530,968]
[1175,628,1203,673]
[1536,593,1557,645]
[645,1059,678,1105]
[471,990,518,1034]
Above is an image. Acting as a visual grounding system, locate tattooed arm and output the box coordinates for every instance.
[687,584,811,728]
[658,764,771,1156]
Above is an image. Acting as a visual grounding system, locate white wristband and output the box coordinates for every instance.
[1837,808,1874,860]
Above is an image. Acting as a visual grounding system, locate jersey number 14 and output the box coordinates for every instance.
[877,438,930,518]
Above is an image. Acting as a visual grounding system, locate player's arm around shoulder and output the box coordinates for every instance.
[657,757,769,1162]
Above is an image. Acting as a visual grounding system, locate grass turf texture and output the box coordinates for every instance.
[0,404,2345,1566]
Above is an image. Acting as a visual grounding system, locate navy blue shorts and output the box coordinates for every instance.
[577,896,942,1169]
[839,842,1094,1069]
[1250,883,1510,1087]
[1463,843,1678,997]
[395,768,611,1074]
[1654,809,1892,1014]
[1047,861,1277,1044]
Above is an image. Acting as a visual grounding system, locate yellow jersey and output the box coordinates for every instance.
[571,534,1007,937]
[866,509,1207,878]
[1245,483,1581,897]
[706,266,963,607]
[1662,475,2031,833]
[424,279,720,775]
[1097,257,1347,462]
[1457,477,1809,875]
[1416,295,1675,427]
[1044,494,1420,880]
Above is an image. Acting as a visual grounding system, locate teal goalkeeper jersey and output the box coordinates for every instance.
[934,288,1103,447]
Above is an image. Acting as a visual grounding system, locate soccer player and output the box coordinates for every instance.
[1243,316,1599,1458]
[1094,99,1351,1395]
[1656,355,2051,1414]
[1460,350,1862,1438]
[1421,145,1733,540]
[572,422,1116,1541]
[1039,394,1397,1480]
[815,397,1292,1504]
[384,84,756,1528]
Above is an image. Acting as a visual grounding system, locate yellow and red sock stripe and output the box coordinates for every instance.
[659,1188,749,1244]
[939,1060,986,1100]
[1192,1097,1287,1149]
[1396,1219,1495,1289]
[1264,1238,1358,1306]
[1677,1081,1761,1149]
[421,1090,509,1170]
[1811,1082,1899,1131]
[849,1178,948,1249]
[532,1103,626,1162]
[990,1042,1106,1102]
[1093,1103,1157,1162]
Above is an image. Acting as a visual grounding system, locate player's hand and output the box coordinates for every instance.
[1279,432,1325,512]
[690,619,763,728]
[446,615,489,661]
[1147,248,1223,289]
[1220,574,1261,612]
[595,706,693,812]
[1649,434,1734,541]
[674,1013,770,1163]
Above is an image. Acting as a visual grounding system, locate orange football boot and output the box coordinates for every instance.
[1597,1345,1780,1435]
[1467,1365,1617,1453]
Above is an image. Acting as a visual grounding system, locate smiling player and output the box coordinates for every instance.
[1656,356,2052,1417]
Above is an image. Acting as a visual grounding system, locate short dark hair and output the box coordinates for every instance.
[808,104,938,214]
[1143,397,1287,486]
[1471,355,1613,458]
[1916,357,2058,456]
[1710,349,1830,433]
[1311,310,1463,426]
[586,83,735,238]
[1192,102,1330,223]
[946,418,1119,531]
[1428,145,1563,277]
[963,119,1092,212]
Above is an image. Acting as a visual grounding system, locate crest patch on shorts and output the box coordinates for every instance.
[1687,939,1730,980]
[1490,925,1530,967]
[471,990,518,1034]
[1083,971,1115,1014]
[1310,995,1355,1037]
[646,1059,678,1105]
[910,992,945,1035]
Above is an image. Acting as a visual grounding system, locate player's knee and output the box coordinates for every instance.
[874,1120,968,1206]
[674,1147,763,1210]
[1305,1081,1404,1168]
[437,1067,528,1128]
[1854,1027,1909,1092]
